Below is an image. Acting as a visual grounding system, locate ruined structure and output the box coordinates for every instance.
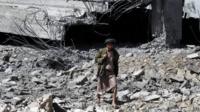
[0,0,199,47]
[152,0,200,47]
[0,0,108,40]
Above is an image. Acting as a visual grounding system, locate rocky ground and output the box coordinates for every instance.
[1,37,200,112]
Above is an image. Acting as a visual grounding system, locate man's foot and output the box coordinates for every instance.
[97,98,100,105]
[96,94,101,105]
[112,103,119,109]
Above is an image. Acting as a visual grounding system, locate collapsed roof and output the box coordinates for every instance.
[0,0,199,40]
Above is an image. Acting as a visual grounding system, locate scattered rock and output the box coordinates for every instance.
[2,78,17,86]
[24,94,54,112]
[125,53,133,57]
[130,91,150,100]
[53,103,66,112]
[53,97,65,104]
[187,53,200,59]
[13,96,25,105]
[56,72,64,77]
[2,53,11,62]
[32,77,43,84]
[170,69,185,82]
[168,94,182,103]
[73,75,88,85]
[119,74,129,80]
[36,58,71,70]
[144,95,160,102]
[133,69,144,77]
[8,75,19,82]
[118,90,130,102]
[0,102,11,112]
[82,61,93,69]
[85,105,95,112]
[44,72,55,77]
[180,88,190,96]
[161,89,171,98]
[187,64,200,74]
[133,80,148,89]
[31,70,42,76]
[70,109,85,112]
[184,70,196,80]
[68,66,78,73]
[4,67,13,74]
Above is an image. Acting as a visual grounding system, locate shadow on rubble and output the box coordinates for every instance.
[0,32,64,50]
[182,18,200,45]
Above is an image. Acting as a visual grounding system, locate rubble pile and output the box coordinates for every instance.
[1,37,200,112]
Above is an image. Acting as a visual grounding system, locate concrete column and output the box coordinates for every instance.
[151,0,163,37]
[163,0,182,47]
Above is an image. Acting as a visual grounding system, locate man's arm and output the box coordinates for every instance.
[114,50,120,76]
[95,49,106,65]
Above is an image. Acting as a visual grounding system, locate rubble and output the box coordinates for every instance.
[132,69,144,77]
[125,53,133,57]
[187,53,200,59]
[144,94,160,102]
[170,69,185,82]
[24,94,54,112]
[1,38,200,111]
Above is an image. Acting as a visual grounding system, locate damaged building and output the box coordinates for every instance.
[0,0,199,47]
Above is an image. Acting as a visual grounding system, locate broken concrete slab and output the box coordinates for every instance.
[125,53,133,57]
[186,53,200,59]
[170,69,185,82]
[24,94,54,112]
[187,65,200,74]
[0,102,11,112]
[0,0,108,40]
[132,69,145,77]
[144,94,160,102]
[130,91,150,100]
[118,90,130,102]
[73,75,88,85]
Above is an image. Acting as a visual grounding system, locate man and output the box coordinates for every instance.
[95,38,119,108]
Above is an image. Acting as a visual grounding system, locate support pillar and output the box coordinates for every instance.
[163,0,182,47]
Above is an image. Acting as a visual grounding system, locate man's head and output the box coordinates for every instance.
[104,38,116,50]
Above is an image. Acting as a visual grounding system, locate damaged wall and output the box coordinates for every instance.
[152,0,200,47]
[164,0,182,47]
[0,0,108,40]
[151,0,182,47]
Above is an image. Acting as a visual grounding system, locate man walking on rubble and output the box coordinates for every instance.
[95,38,119,108]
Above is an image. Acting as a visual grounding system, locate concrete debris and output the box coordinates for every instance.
[170,69,185,82]
[73,75,88,85]
[24,94,54,112]
[187,64,200,74]
[125,53,133,57]
[1,38,200,111]
[0,102,11,112]
[186,53,200,59]
[4,67,13,74]
[132,69,145,77]
[144,94,160,102]
[130,91,150,100]
[118,90,130,102]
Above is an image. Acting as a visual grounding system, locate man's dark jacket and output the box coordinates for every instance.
[95,48,119,77]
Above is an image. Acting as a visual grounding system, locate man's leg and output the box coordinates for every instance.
[112,87,117,108]
[97,93,101,104]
